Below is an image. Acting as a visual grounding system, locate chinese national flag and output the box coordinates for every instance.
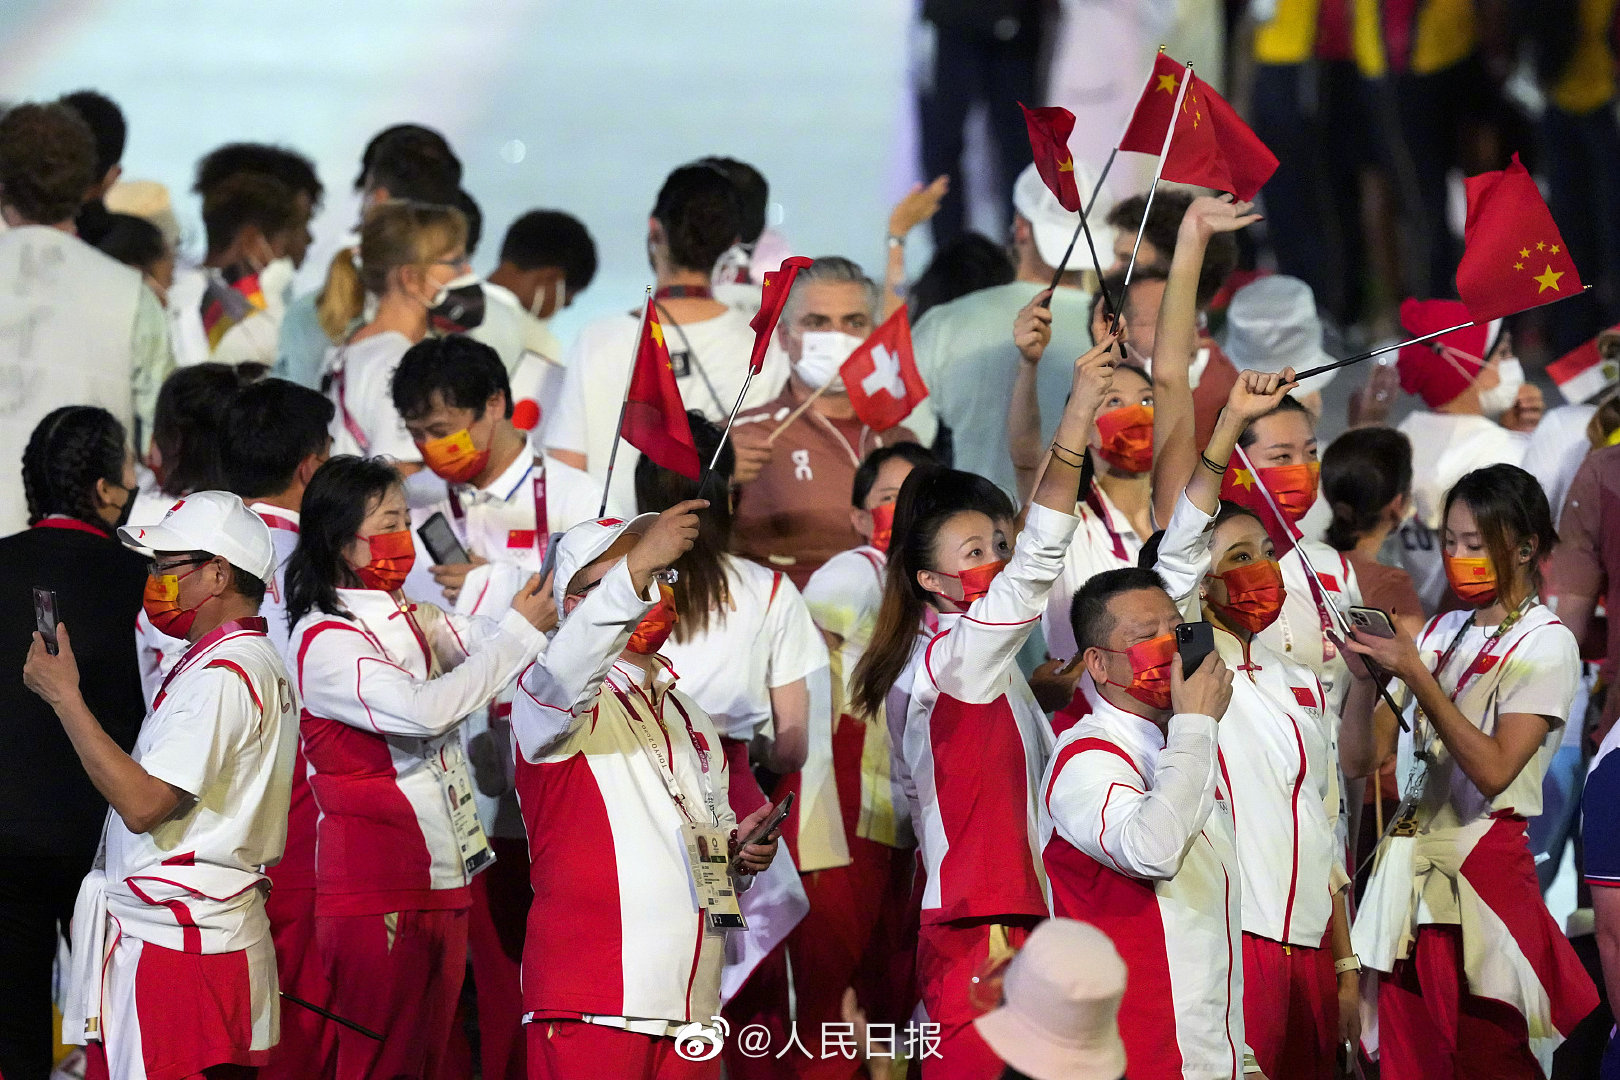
[1117,52,1278,201]
[1219,452,1306,558]
[1456,153,1583,323]
[1019,103,1082,212]
[623,300,701,480]
[749,254,814,374]
[840,306,928,432]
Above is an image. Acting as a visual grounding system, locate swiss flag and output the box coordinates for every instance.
[840,306,927,432]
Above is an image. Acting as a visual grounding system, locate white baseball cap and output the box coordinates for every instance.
[119,490,277,584]
[973,918,1128,1080]
[1012,162,1117,272]
[550,513,658,612]
[1222,275,1337,396]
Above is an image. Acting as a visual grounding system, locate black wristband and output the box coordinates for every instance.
[1199,453,1228,474]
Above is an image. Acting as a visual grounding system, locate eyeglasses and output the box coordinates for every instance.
[149,556,212,578]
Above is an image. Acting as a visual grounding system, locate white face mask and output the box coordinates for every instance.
[259,257,296,312]
[793,331,863,391]
[527,276,565,322]
[1478,357,1524,418]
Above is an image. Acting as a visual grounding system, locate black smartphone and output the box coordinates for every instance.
[1349,606,1396,639]
[1176,621,1215,674]
[417,512,469,566]
[732,792,794,869]
[33,587,59,655]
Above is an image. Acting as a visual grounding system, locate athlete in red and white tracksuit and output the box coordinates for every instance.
[1041,687,1244,1079]
[903,502,1076,1076]
[292,585,544,1079]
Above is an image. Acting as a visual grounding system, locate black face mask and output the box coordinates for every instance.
[105,481,136,531]
[428,274,486,334]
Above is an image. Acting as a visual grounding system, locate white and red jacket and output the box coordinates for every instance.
[291,588,543,915]
[1043,481,1145,662]
[1263,542,1361,714]
[511,559,739,1028]
[1155,493,1339,946]
[903,502,1076,924]
[1040,694,1243,1080]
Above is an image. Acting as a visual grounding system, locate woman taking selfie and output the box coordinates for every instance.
[1345,463,1597,1077]
[284,455,553,1079]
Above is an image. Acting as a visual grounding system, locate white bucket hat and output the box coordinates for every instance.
[1222,275,1337,396]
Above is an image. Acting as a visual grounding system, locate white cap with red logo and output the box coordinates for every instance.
[119,490,277,584]
[549,513,658,612]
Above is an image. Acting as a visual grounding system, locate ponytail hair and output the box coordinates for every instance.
[849,466,1015,720]
[1321,427,1412,552]
[316,199,467,342]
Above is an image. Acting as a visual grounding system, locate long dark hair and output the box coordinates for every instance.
[1322,427,1412,552]
[21,405,127,529]
[284,456,402,628]
[849,466,1015,719]
[634,411,734,642]
[1442,463,1558,606]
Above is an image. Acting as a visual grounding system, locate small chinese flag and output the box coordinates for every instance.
[1019,103,1082,212]
[1118,52,1278,201]
[840,306,928,432]
[623,300,701,480]
[749,254,814,374]
[1219,456,1308,558]
[1456,153,1583,323]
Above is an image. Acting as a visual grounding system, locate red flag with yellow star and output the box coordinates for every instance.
[1219,453,1316,557]
[623,299,701,480]
[1117,52,1278,201]
[749,254,814,374]
[1019,103,1082,212]
[1456,153,1583,323]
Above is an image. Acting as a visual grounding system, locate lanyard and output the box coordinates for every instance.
[1082,482,1128,562]
[32,515,111,538]
[606,668,719,827]
[805,408,867,469]
[1432,596,1535,701]
[655,304,727,415]
[330,346,371,455]
[449,459,549,562]
[152,617,269,707]
[653,284,714,301]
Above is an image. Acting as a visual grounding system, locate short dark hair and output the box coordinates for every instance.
[1323,427,1413,552]
[223,560,268,606]
[221,379,335,500]
[652,164,743,273]
[852,442,934,508]
[499,210,598,292]
[1071,566,1169,653]
[1443,463,1559,600]
[392,335,512,422]
[1237,395,1312,449]
[194,142,323,206]
[909,232,1016,320]
[152,363,254,498]
[360,125,460,204]
[58,89,125,180]
[21,406,127,528]
[0,103,96,224]
[1106,190,1236,309]
[454,189,483,256]
[202,173,300,257]
[94,212,167,273]
[695,157,768,244]
[285,456,405,628]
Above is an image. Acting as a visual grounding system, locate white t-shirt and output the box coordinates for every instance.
[546,307,787,511]
[327,331,418,461]
[1523,403,1598,529]
[658,555,830,742]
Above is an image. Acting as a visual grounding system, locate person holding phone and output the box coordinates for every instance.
[842,333,1117,1078]
[508,502,782,1080]
[1040,565,1241,1079]
[1152,368,1381,1079]
[283,455,555,1080]
[1343,463,1597,1077]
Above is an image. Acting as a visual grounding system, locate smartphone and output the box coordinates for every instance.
[32,587,59,655]
[538,530,564,585]
[1176,621,1215,674]
[732,792,794,869]
[1349,606,1396,639]
[417,512,469,566]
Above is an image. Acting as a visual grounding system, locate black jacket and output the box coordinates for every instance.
[0,522,149,859]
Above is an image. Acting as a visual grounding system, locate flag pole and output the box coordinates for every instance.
[1045,202,1117,326]
[1111,60,1192,337]
[281,991,383,1041]
[598,287,652,517]
[710,370,757,472]
[768,377,837,444]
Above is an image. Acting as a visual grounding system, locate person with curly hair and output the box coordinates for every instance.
[0,406,148,1080]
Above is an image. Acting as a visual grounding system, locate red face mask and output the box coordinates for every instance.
[1100,631,1177,711]
[355,529,416,592]
[1253,462,1320,523]
[933,559,1007,605]
[1209,559,1287,634]
[868,502,896,554]
[1094,404,1155,474]
[627,582,678,654]
[418,427,491,485]
[1445,554,1497,606]
[142,561,210,639]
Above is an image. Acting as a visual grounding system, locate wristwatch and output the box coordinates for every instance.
[1334,954,1363,976]
[886,234,905,250]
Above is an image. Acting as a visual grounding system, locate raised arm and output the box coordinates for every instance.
[883,176,949,318]
[1008,289,1054,505]
[1150,196,1261,526]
